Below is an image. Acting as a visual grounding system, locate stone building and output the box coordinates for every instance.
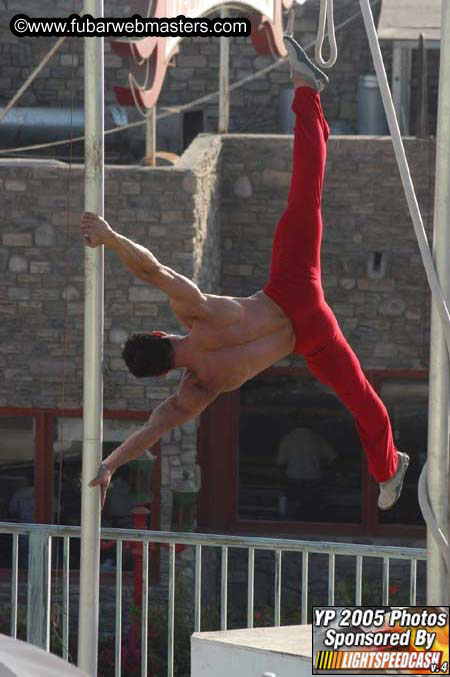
[0,128,433,539]
[0,0,440,154]
[0,0,436,627]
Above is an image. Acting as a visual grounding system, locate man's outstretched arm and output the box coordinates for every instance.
[81,212,207,313]
[90,377,218,506]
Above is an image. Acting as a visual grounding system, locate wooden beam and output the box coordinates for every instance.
[401,46,412,135]
[392,42,403,128]
[417,33,429,138]
[392,43,412,135]
[378,0,442,42]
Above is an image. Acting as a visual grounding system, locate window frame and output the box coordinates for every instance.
[0,406,161,579]
[197,368,427,539]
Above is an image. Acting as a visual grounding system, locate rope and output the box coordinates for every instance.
[359,0,449,595]
[0,1,380,156]
[418,463,449,568]
[359,0,450,356]
[285,6,296,38]
[315,0,338,69]
[0,36,67,126]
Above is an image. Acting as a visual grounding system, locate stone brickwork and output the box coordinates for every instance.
[0,131,434,652]
[220,134,434,371]
[0,0,132,109]
[0,132,434,530]
[0,131,221,530]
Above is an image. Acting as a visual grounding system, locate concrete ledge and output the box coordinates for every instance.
[191,624,312,677]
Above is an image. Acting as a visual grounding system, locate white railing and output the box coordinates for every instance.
[0,522,426,676]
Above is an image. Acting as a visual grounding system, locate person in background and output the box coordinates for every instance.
[9,470,34,568]
[276,421,336,520]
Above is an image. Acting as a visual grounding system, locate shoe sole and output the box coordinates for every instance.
[378,454,410,511]
[283,35,329,90]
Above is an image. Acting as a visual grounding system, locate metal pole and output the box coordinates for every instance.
[219,6,230,133]
[145,106,156,166]
[78,1,104,673]
[427,0,450,606]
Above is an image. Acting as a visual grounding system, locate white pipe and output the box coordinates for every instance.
[359,0,450,357]
[427,0,450,606]
[77,1,104,674]
[219,6,230,133]
[418,464,448,568]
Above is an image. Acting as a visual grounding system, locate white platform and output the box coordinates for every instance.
[191,624,313,677]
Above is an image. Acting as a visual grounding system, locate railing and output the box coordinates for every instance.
[0,521,426,677]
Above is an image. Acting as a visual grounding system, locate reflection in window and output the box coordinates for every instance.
[238,374,362,524]
[378,380,427,526]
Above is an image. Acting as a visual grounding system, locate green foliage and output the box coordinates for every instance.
[335,575,409,607]
[97,577,195,677]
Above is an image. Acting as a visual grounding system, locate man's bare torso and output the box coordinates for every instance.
[172,290,295,392]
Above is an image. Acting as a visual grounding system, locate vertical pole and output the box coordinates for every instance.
[27,533,51,650]
[145,106,156,166]
[401,47,412,135]
[427,0,450,606]
[78,1,104,673]
[360,0,449,603]
[219,6,230,133]
[416,34,429,138]
[391,42,402,127]
[392,44,412,135]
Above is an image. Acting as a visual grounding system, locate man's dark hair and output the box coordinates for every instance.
[121,333,174,377]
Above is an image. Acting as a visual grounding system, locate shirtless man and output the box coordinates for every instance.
[83,36,409,513]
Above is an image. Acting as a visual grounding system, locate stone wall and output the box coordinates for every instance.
[0,0,131,108]
[0,132,434,653]
[0,131,221,530]
[0,131,434,526]
[220,134,434,370]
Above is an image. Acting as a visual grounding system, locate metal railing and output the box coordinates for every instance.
[0,522,426,676]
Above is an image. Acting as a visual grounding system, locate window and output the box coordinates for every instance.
[376,379,427,526]
[0,416,35,519]
[53,415,159,571]
[238,373,362,524]
[0,415,35,568]
[53,416,142,528]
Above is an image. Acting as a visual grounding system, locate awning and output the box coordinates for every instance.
[377,0,441,42]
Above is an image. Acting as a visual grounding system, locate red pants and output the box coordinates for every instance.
[264,87,398,482]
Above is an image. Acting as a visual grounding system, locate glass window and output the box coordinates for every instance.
[238,374,362,524]
[377,379,427,526]
[52,416,157,571]
[0,415,35,568]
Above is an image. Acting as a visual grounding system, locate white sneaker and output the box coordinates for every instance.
[283,35,329,92]
[378,451,410,510]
